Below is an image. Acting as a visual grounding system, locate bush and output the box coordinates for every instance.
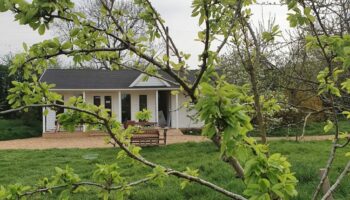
[135,109,152,122]
[0,119,42,141]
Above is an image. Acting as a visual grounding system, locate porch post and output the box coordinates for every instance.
[82,91,86,132]
[118,91,122,122]
[176,92,179,129]
[156,90,159,124]
[42,107,46,133]
[42,97,46,133]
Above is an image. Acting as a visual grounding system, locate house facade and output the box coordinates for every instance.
[39,69,202,132]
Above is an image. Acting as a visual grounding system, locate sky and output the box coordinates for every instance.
[0,0,289,67]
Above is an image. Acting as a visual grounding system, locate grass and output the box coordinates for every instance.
[182,120,350,137]
[267,120,350,137]
[0,141,349,199]
[183,120,350,137]
[0,119,42,141]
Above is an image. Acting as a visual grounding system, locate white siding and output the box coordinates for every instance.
[126,90,157,122]
[45,91,120,132]
[45,108,56,131]
[130,74,169,87]
[85,92,119,119]
[170,92,204,129]
[44,90,202,131]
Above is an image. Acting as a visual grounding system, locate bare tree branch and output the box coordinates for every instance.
[321,160,350,200]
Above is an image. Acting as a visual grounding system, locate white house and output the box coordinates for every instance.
[39,69,203,132]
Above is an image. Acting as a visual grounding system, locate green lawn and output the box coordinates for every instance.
[0,119,42,141]
[267,120,350,137]
[183,120,350,137]
[0,141,349,199]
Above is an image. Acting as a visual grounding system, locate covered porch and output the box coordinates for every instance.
[42,89,180,133]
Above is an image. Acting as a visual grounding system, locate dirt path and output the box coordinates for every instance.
[0,131,337,150]
[0,129,209,150]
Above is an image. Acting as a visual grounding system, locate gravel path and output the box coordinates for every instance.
[0,129,208,150]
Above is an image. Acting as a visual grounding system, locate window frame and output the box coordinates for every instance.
[139,95,147,111]
[93,96,101,106]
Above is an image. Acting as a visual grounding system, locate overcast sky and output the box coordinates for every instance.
[0,0,288,66]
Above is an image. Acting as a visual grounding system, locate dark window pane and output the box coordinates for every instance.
[122,94,131,122]
[93,96,101,106]
[105,96,112,116]
[139,95,147,111]
[56,96,64,115]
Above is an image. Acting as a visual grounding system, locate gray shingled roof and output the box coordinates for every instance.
[39,69,180,89]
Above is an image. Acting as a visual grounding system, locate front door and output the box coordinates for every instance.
[121,94,131,122]
[158,91,171,127]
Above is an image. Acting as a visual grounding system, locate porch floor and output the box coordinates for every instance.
[0,129,209,150]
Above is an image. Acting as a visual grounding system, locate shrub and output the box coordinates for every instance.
[135,109,152,122]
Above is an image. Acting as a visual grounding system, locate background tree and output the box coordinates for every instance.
[284,0,350,199]
[6,0,350,199]
[218,17,293,139]
[52,0,164,70]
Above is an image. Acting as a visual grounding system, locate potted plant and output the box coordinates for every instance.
[135,109,152,122]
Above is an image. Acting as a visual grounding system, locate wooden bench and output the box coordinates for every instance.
[131,128,168,146]
[124,120,167,146]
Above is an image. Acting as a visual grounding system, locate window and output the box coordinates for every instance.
[105,96,112,116]
[93,96,101,106]
[139,95,147,111]
[121,94,131,122]
[56,96,65,115]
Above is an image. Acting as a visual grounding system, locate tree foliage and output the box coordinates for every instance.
[0,0,349,200]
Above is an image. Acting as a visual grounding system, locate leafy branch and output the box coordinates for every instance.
[0,103,247,200]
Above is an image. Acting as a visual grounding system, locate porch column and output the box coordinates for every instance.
[155,90,159,124]
[42,107,46,133]
[42,97,46,133]
[176,93,179,129]
[82,91,86,132]
[118,91,122,122]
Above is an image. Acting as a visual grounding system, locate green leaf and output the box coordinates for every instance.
[329,85,341,97]
[202,123,216,138]
[303,7,311,16]
[22,42,28,51]
[344,46,350,55]
[324,120,334,133]
[38,24,46,35]
[61,42,72,50]
[162,54,169,62]
[199,14,205,25]
[180,180,190,189]
[171,90,179,95]
[0,0,9,12]
[341,79,350,93]
[343,111,350,119]
[70,28,80,37]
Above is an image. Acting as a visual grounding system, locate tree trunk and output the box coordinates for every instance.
[212,134,245,178]
[247,65,267,144]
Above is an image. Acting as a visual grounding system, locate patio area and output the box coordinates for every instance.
[0,129,208,150]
